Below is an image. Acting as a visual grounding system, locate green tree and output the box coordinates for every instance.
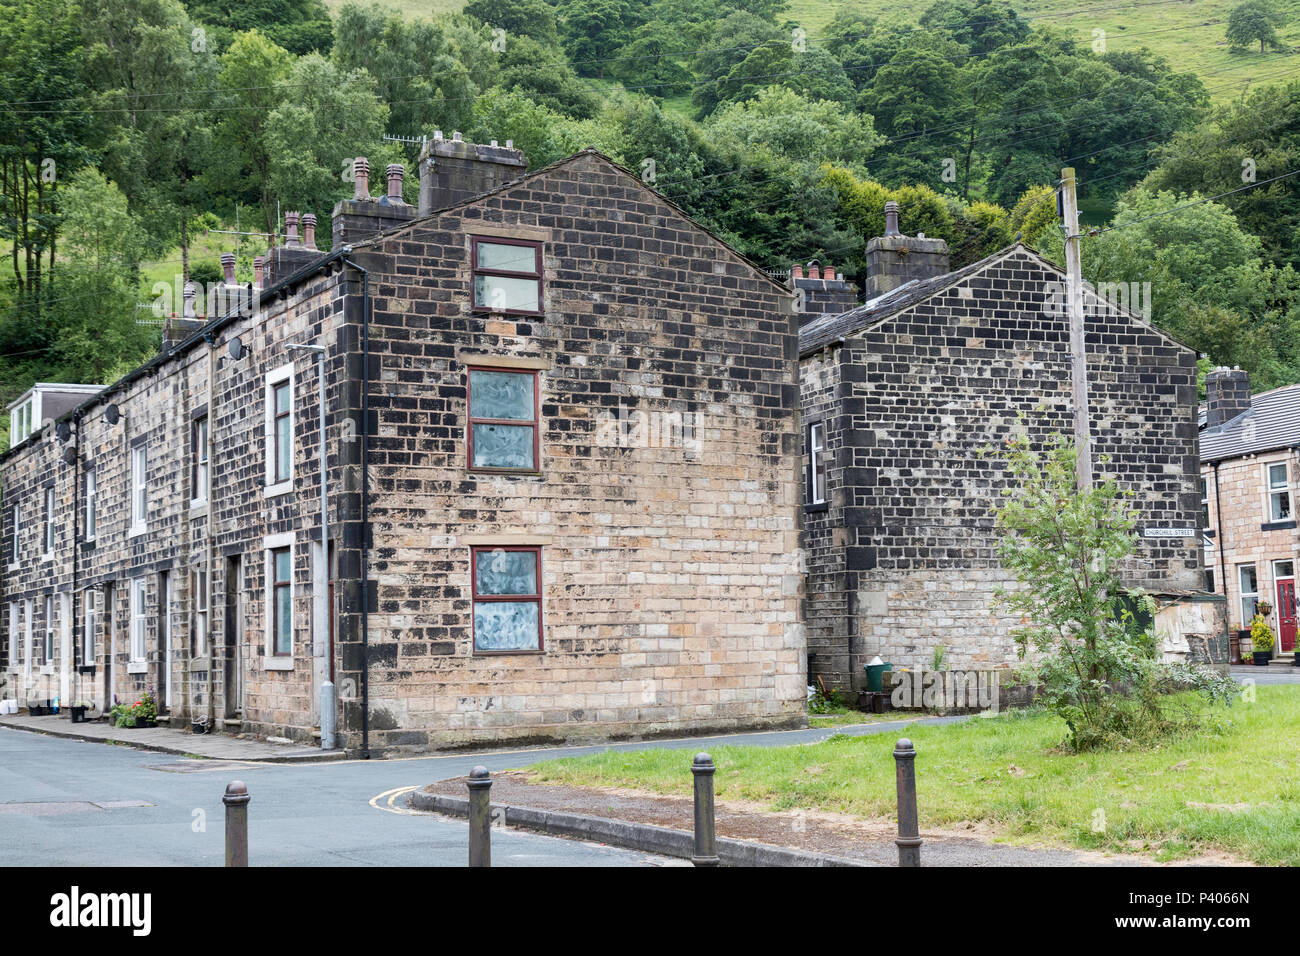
[464,0,558,45]
[859,48,968,186]
[1225,0,1287,53]
[993,430,1236,751]
[556,0,642,75]
[186,0,333,56]
[706,86,880,170]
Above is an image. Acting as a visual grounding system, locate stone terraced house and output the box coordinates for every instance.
[799,203,1224,693]
[0,136,807,754]
[1199,366,1300,664]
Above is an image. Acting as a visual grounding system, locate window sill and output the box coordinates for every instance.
[468,468,542,477]
[81,539,96,551]
[190,499,208,514]
[1261,520,1296,532]
[473,648,544,656]
[191,656,210,669]
[6,562,16,572]
[805,501,829,514]
[263,656,295,671]
[127,661,147,674]
[39,664,54,675]
[41,552,53,563]
[264,481,293,500]
[128,524,147,538]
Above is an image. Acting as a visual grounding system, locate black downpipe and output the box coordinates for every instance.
[343,257,371,759]
[1212,460,1227,626]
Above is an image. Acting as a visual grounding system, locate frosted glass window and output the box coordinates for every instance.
[471,238,542,314]
[468,368,537,470]
[471,546,541,652]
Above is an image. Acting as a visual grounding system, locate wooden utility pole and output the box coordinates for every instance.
[1061,167,1092,490]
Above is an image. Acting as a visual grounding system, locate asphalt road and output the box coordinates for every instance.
[0,715,961,867]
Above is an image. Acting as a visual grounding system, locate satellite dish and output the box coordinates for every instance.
[104,404,120,426]
[55,421,71,442]
[62,447,76,466]
[228,337,246,361]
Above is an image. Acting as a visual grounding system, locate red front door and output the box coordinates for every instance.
[1277,579,1297,652]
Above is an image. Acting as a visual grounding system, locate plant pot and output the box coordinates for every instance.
[70,706,87,724]
[140,719,157,728]
[1254,650,1273,666]
[191,719,208,735]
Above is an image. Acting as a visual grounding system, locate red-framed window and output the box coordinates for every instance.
[467,366,539,471]
[471,237,543,315]
[470,546,542,653]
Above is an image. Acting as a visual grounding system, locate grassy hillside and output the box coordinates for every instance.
[323,0,1300,105]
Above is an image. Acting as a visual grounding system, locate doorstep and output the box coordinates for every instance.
[0,711,345,762]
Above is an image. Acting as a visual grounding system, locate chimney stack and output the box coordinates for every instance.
[786,259,859,321]
[384,164,406,204]
[864,201,950,299]
[353,157,371,200]
[254,256,265,289]
[274,209,325,276]
[1205,367,1252,428]
[417,131,526,216]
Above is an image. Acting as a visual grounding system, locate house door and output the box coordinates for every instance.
[1275,568,1297,653]
[224,556,243,719]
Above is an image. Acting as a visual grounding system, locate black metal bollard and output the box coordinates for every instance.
[223,780,250,867]
[691,752,719,867]
[893,738,921,867]
[467,765,492,868]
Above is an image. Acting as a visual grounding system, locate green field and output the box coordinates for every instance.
[325,0,1300,106]
[527,686,1300,864]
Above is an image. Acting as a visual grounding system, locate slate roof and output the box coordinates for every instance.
[1199,383,1300,463]
[798,245,1018,357]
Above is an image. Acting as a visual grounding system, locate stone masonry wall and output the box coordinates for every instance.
[347,151,806,751]
[804,246,1202,690]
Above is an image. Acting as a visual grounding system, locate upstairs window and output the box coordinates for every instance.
[11,504,19,564]
[192,414,209,503]
[84,467,97,542]
[264,365,294,495]
[468,367,538,471]
[471,238,542,315]
[130,445,148,534]
[9,399,32,447]
[1199,476,1210,529]
[471,546,542,653]
[43,486,55,556]
[1267,462,1291,521]
[808,422,827,505]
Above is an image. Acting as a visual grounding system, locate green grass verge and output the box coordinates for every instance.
[527,685,1300,864]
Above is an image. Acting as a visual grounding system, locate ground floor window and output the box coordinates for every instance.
[43,594,54,663]
[82,589,96,665]
[192,567,208,657]
[130,579,147,662]
[1239,563,1259,625]
[271,546,292,656]
[471,546,542,652]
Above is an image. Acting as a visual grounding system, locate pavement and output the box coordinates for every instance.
[0,712,341,761]
[1229,664,1300,684]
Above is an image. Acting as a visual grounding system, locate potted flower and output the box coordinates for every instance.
[109,701,136,728]
[134,692,158,728]
[1251,608,1276,666]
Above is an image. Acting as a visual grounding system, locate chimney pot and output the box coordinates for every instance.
[506,140,513,149]
[792,264,803,280]
[490,140,498,148]
[182,282,197,319]
[452,131,462,142]
[884,201,901,237]
[284,211,301,247]
[353,157,371,200]
[386,163,405,202]
[302,214,318,251]
[254,256,265,288]
[823,263,833,282]
[220,253,236,285]
[808,261,820,280]
[433,130,443,141]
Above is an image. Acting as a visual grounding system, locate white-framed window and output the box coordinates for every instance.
[192,567,208,658]
[129,578,147,671]
[11,503,20,565]
[1200,475,1210,529]
[264,364,294,497]
[263,532,295,669]
[43,486,55,557]
[23,599,32,677]
[7,603,17,670]
[192,414,209,505]
[43,594,54,664]
[1239,563,1260,626]
[1266,461,1291,521]
[9,398,32,447]
[82,589,96,665]
[807,422,827,505]
[130,444,148,534]
[84,466,96,542]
